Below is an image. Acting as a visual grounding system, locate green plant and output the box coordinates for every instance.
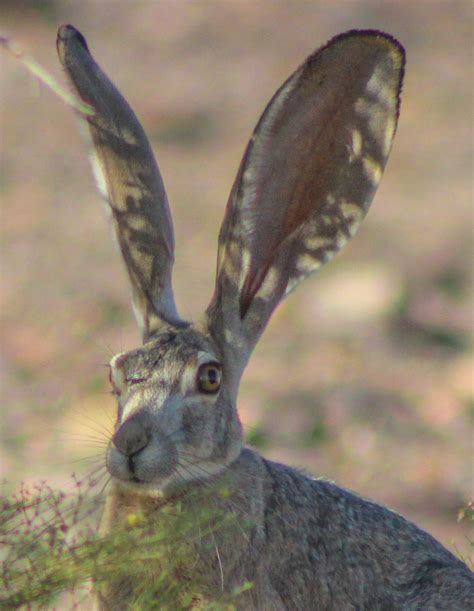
[0,477,250,609]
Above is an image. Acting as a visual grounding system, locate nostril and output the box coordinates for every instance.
[113,414,151,457]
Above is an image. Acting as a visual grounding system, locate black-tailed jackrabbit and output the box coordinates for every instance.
[56,25,473,609]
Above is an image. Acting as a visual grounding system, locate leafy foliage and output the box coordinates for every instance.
[0,478,250,609]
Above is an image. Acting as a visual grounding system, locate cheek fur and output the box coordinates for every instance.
[181,403,214,447]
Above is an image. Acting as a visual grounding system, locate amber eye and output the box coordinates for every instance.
[196,362,222,394]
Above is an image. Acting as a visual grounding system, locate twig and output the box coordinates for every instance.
[0,35,94,115]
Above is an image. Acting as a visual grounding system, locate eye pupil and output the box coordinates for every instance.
[197,363,221,394]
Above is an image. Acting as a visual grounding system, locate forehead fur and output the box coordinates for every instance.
[112,325,220,379]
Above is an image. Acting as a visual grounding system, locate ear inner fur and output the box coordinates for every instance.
[56,24,184,340]
[206,30,405,381]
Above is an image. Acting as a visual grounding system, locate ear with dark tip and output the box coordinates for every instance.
[205,29,405,385]
[56,25,185,341]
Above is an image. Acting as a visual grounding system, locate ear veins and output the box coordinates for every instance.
[235,35,404,320]
[239,262,272,319]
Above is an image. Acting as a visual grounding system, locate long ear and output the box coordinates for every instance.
[57,25,185,341]
[205,30,405,384]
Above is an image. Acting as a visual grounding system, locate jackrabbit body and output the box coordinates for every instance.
[57,25,473,609]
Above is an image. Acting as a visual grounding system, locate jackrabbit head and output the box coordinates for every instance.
[57,26,404,498]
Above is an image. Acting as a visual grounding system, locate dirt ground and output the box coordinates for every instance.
[1,0,472,575]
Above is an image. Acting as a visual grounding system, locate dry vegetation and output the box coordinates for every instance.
[1,1,472,604]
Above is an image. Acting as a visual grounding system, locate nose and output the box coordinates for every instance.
[113,413,151,457]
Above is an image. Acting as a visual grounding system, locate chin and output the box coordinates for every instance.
[111,477,170,499]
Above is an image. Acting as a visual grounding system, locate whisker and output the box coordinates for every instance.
[98,476,112,496]
[56,431,109,447]
[163,427,186,443]
[176,459,251,543]
[176,456,294,535]
[65,410,113,440]
[67,453,106,466]
[210,528,224,591]
[88,335,118,360]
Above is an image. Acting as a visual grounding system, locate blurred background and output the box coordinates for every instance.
[1,0,472,562]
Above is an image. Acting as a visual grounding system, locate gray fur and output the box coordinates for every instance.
[56,24,473,610]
